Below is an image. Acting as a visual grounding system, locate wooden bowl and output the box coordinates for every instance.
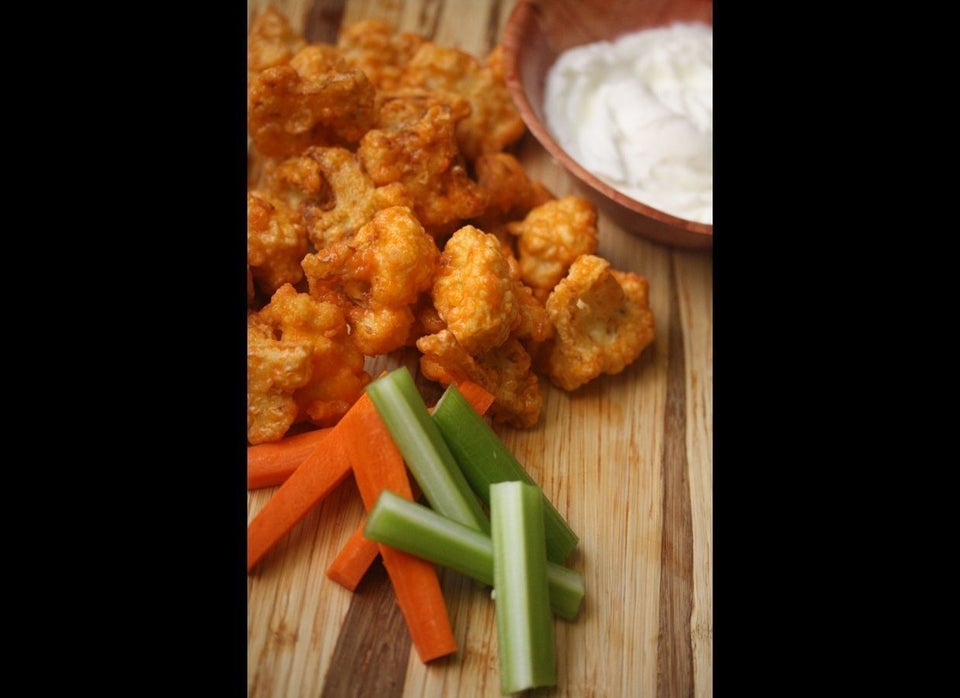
[501,0,714,250]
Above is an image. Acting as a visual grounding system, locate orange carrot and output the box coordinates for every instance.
[247,381,491,491]
[325,380,494,590]
[338,392,457,662]
[453,379,496,416]
[247,433,352,573]
[325,520,380,591]
[247,427,334,490]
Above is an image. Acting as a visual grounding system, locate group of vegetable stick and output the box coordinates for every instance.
[247,367,584,694]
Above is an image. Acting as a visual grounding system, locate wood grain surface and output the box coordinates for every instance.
[246,1,713,695]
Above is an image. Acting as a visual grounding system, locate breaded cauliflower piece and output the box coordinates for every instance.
[358,100,486,237]
[473,151,554,221]
[405,292,447,346]
[432,225,519,355]
[248,60,377,158]
[417,330,542,428]
[288,44,350,81]
[259,148,329,206]
[266,146,412,250]
[302,206,440,356]
[537,255,655,391]
[257,284,371,427]
[399,43,526,162]
[248,5,307,74]
[247,191,309,297]
[510,264,554,345]
[374,87,473,132]
[470,151,555,263]
[337,19,427,90]
[507,195,600,302]
[247,312,313,444]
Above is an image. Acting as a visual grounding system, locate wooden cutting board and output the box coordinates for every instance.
[246,1,713,695]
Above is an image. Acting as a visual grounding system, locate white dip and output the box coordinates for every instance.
[543,22,713,224]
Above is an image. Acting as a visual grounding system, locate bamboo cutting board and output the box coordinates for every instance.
[246,1,713,695]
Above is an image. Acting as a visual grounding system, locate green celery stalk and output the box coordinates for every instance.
[432,383,578,563]
[490,480,556,694]
[365,367,490,534]
[364,489,584,621]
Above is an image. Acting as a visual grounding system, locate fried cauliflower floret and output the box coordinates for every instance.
[259,149,329,206]
[374,87,473,131]
[288,44,350,80]
[247,313,313,444]
[247,191,309,296]
[432,225,519,355]
[358,100,486,237]
[537,255,655,391]
[471,151,555,255]
[248,62,377,158]
[248,6,307,74]
[257,284,371,427]
[302,206,440,356]
[473,151,555,221]
[405,293,446,345]
[337,19,427,90]
[510,267,554,344]
[399,43,526,162]
[417,330,542,428]
[506,195,600,302]
[266,146,412,249]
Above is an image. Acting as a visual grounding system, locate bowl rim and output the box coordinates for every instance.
[500,0,713,249]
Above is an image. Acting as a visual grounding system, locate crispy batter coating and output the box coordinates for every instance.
[399,43,526,162]
[537,255,656,391]
[375,87,472,130]
[247,312,313,444]
[256,151,328,212]
[358,100,486,236]
[248,6,307,74]
[288,43,350,79]
[507,195,600,302]
[268,146,412,249]
[257,284,371,427]
[405,292,447,345]
[248,62,377,158]
[247,191,309,296]
[473,151,555,220]
[337,19,427,90]
[509,261,554,344]
[432,225,519,355]
[471,151,555,256]
[417,330,542,428]
[302,206,440,356]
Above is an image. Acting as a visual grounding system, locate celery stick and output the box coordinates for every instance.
[432,383,578,563]
[365,367,489,534]
[490,481,556,694]
[364,489,584,621]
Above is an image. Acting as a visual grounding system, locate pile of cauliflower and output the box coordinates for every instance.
[247,7,655,444]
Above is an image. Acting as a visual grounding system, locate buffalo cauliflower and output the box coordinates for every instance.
[537,254,655,391]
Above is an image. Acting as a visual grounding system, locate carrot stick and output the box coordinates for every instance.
[325,521,380,591]
[325,381,494,590]
[338,392,457,663]
[247,427,334,490]
[246,382,489,491]
[453,379,495,416]
[247,433,352,573]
